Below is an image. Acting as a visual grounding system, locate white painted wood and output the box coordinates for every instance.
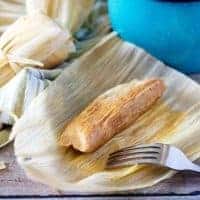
[0,75,200,197]
[0,144,61,195]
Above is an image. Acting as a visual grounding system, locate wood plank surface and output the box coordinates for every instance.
[2,197,200,200]
[0,75,200,199]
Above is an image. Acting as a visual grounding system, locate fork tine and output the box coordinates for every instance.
[106,143,166,169]
[110,143,163,156]
[108,152,159,164]
[109,147,161,160]
[106,143,164,169]
[107,157,159,169]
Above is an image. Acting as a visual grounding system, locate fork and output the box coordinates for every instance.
[106,143,200,172]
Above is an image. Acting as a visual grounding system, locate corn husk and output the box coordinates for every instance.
[0,0,25,34]
[26,0,94,33]
[13,33,200,193]
[0,67,61,148]
[0,161,6,170]
[0,11,75,87]
[0,128,11,148]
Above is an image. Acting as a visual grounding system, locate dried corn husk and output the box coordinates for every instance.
[0,67,61,148]
[13,33,200,193]
[0,128,11,148]
[0,0,25,34]
[0,161,6,170]
[0,11,75,87]
[26,0,94,33]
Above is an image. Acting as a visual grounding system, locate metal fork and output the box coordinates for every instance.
[106,143,200,172]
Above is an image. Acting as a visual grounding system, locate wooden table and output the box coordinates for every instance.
[1,74,200,200]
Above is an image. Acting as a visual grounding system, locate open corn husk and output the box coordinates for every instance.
[0,0,25,34]
[13,33,200,193]
[0,67,61,148]
[26,0,94,33]
[0,11,75,87]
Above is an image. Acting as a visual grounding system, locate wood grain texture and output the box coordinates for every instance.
[0,75,200,198]
[2,197,200,200]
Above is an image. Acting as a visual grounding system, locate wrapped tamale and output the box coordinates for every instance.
[0,11,75,86]
[26,0,94,33]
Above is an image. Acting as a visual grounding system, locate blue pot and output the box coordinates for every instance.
[108,0,200,74]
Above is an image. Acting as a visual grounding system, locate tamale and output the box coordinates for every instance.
[60,79,166,152]
[26,0,94,33]
[0,11,75,86]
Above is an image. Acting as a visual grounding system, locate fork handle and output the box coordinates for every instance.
[185,162,200,173]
